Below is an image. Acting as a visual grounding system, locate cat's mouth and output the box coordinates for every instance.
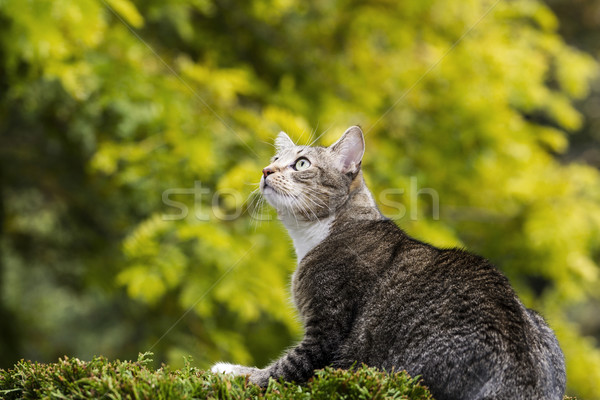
[261,182,284,210]
[262,178,280,192]
[262,182,285,197]
[261,180,278,196]
[261,180,297,209]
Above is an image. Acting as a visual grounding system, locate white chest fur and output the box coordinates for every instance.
[281,215,334,261]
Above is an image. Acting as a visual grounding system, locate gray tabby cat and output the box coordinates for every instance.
[211,126,566,400]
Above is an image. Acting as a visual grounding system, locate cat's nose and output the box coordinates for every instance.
[262,166,275,178]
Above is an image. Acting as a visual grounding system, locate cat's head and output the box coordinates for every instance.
[260,126,365,220]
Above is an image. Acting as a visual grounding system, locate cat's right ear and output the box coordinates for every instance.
[275,131,295,152]
[330,126,365,174]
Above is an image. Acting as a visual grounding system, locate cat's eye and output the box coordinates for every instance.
[293,158,311,171]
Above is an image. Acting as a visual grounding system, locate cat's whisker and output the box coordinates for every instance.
[300,186,325,193]
[293,196,311,220]
[297,189,328,211]
[255,196,268,229]
[297,129,308,144]
[295,195,319,222]
[244,189,263,221]
[253,194,272,229]
[308,122,335,147]
[246,183,271,228]
[303,196,327,217]
[302,203,319,221]
[298,196,318,212]
[243,186,262,209]
[305,122,319,146]
[248,198,259,227]
[299,187,328,203]
[252,198,264,218]
[260,140,277,149]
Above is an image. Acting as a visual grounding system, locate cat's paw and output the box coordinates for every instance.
[210,363,270,386]
[211,362,243,375]
[210,362,260,377]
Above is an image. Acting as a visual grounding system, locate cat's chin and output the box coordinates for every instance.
[261,186,284,209]
[261,190,299,218]
[260,185,275,201]
[261,185,274,195]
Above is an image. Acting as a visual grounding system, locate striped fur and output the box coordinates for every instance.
[211,126,566,400]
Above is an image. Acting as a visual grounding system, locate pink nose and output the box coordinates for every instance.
[262,167,275,178]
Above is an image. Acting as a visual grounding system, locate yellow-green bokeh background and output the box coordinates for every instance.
[1,0,599,398]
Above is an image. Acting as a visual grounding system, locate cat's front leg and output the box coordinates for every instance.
[211,264,352,386]
[210,362,271,386]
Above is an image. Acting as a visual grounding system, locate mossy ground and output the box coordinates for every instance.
[0,353,578,399]
[0,353,432,399]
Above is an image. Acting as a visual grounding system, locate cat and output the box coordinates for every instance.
[211,126,567,400]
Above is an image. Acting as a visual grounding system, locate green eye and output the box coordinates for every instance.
[294,158,311,171]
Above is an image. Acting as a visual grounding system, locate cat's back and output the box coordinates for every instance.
[310,219,565,400]
[377,246,565,399]
[342,231,531,361]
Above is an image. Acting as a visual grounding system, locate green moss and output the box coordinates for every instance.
[0,353,579,399]
[0,353,431,399]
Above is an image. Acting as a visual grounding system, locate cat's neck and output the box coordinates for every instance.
[280,172,382,261]
[281,215,335,261]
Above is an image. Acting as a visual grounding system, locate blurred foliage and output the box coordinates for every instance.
[546,0,600,382]
[0,0,599,399]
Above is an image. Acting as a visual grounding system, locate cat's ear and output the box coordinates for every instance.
[275,131,295,152]
[330,126,365,174]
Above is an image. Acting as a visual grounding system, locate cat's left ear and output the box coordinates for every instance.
[330,126,365,174]
[275,131,295,152]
